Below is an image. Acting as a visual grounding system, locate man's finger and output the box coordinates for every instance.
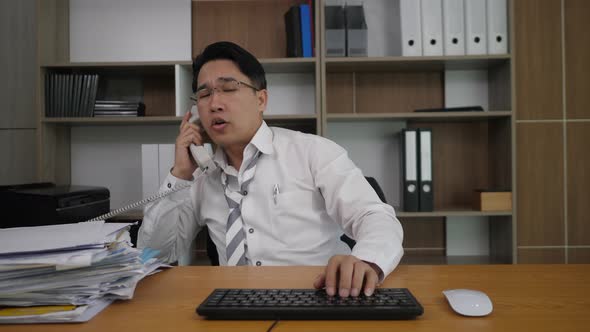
[350,263,367,297]
[324,258,340,296]
[180,111,191,130]
[313,273,325,290]
[363,268,379,297]
[337,259,354,297]
[187,127,203,145]
[180,131,201,148]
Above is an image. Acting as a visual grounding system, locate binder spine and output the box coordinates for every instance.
[401,0,423,56]
[73,75,79,117]
[307,0,315,56]
[465,0,487,55]
[418,128,433,212]
[44,73,51,117]
[442,0,465,55]
[487,0,508,54]
[75,75,83,117]
[285,6,302,57]
[81,75,91,117]
[300,4,313,57]
[421,0,443,56]
[59,74,65,117]
[402,129,419,212]
[65,74,72,117]
[87,75,99,117]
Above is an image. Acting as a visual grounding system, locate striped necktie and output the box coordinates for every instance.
[220,151,261,266]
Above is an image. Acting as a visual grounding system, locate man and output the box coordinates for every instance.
[138,41,403,298]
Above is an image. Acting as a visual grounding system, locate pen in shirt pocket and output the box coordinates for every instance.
[273,184,280,205]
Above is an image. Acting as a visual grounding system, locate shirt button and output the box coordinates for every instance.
[248,228,254,234]
[167,183,171,188]
[242,190,248,196]
[256,261,262,266]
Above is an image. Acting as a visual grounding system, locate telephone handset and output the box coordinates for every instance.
[85,108,217,222]
[188,108,217,173]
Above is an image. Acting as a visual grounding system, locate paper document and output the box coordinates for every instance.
[0,221,106,255]
[0,299,113,324]
[0,222,166,324]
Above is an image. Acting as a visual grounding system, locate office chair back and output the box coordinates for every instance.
[340,176,386,249]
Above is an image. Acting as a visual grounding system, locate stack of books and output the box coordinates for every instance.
[93,101,146,117]
[0,221,166,324]
[44,73,99,118]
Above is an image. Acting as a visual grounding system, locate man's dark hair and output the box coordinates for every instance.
[192,41,267,93]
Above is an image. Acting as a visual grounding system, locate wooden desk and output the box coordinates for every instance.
[2,265,589,332]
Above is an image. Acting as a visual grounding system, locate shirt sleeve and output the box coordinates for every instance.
[137,172,203,263]
[309,136,404,281]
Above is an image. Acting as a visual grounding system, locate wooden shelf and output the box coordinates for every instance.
[42,58,316,73]
[325,54,511,72]
[41,54,510,72]
[396,209,513,218]
[42,61,189,68]
[42,116,183,126]
[260,58,316,73]
[41,114,317,126]
[264,114,317,120]
[327,111,512,121]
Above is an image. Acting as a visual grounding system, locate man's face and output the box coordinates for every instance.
[195,59,267,149]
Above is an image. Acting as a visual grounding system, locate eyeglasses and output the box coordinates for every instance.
[190,77,260,104]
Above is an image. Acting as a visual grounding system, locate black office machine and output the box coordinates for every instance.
[0,183,109,228]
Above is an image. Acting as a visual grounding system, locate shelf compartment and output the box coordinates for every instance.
[43,66,177,118]
[325,117,512,215]
[399,217,445,255]
[326,59,512,115]
[192,0,318,60]
[326,71,444,114]
[408,118,512,211]
[399,215,513,265]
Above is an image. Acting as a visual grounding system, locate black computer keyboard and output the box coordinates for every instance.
[196,288,424,320]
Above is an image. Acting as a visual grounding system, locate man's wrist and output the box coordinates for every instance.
[171,166,193,180]
[364,260,384,282]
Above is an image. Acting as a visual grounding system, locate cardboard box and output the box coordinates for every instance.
[474,191,512,211]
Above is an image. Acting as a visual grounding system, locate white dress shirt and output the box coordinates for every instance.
[138,121,404,279]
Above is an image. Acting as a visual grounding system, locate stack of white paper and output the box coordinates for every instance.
[0,221,166,324]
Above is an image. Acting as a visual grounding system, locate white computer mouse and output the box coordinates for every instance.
[442,289,493,317]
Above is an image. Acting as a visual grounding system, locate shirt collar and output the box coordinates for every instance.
[213,121,274,171]
[249,121,274,156]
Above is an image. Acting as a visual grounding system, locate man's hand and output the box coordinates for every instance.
[313,255,382,297]
[171,112,203,180]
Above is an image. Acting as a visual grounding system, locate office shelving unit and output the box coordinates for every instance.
[36,0,516,265]
[319,1,514,264]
